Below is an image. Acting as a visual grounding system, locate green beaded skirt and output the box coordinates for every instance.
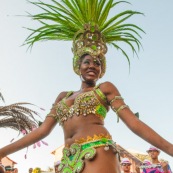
[58,138,116,173]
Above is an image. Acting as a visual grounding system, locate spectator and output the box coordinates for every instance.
[28,168,33,173]
[121,158,132,173]
[137,146,172,173]
[4,166,14,173]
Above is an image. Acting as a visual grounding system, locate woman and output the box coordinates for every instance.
[0,53,173,172]
[0,0,173,173]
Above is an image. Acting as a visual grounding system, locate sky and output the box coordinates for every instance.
[0,0,173,172]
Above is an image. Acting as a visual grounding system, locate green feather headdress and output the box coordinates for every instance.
[25,0,144,77]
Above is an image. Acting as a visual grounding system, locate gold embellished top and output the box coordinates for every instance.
[52,84,108,125]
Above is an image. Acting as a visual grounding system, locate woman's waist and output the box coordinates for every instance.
[64,126,112,147]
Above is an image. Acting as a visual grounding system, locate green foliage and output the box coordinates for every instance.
[24,0,145,65]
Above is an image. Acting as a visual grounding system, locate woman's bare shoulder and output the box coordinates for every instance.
[54,91,68,103]
[99,81,120,95]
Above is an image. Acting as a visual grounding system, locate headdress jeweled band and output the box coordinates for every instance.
[72,23,107,77]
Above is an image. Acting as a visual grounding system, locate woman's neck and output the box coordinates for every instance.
[80,82,96,91]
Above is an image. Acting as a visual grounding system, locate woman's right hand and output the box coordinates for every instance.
[0,117,57,158]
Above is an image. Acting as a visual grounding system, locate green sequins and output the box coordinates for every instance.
[53,86,108,125]
[58,143,96,173]
[95,105,107,118]
[58,139,116,173]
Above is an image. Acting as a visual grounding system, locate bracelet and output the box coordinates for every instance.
[111,105,129,122]
[46,113,59,122]
[116,105,129,114]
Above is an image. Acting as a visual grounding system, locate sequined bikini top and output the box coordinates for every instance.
[54,84,108,125]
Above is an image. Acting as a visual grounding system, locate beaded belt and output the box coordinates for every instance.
[58,138,116,173]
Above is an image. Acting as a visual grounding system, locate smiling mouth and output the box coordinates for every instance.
[87,71,97,76]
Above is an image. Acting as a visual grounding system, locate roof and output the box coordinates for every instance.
[3,157,17,164]
[117,144,144,164]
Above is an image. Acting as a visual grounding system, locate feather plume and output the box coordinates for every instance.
[24,0,145,65]
[0,102,40,134]
[0,92,5,103]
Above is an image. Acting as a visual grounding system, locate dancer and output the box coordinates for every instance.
[0,1,173,173]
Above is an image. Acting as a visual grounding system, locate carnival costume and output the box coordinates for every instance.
[25,0,144,172]
[140,162,172,173]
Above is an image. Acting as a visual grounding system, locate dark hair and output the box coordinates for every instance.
[79,53,101,66]
[79,53,89,62]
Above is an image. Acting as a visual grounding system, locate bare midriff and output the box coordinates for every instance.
[62,113,111,147]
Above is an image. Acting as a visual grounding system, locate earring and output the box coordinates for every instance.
[79,72,85,81]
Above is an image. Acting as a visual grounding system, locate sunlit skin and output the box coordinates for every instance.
[1,54,173,173]
[79,54,102,83]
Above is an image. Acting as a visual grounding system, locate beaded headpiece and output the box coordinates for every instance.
[24,0,144,77]
[72,23,107,77]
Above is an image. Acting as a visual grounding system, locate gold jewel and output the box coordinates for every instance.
[112,105,129,114]
[111,105,129,122]
[72,23,107,78]
[46,113,59,122]
[75,133,112,144]
[109,96,124,105]
[53,87,107,125]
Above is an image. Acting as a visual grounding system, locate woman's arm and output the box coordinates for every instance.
[0,117,57,159]
[0,92,66,159]
[119,109,173,156]
[101,81,173,156]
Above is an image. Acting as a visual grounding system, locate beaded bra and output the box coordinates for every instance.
[53,84,108,125]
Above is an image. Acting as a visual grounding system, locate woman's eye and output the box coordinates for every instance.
[95,61,101,66]
[84,61,89,64]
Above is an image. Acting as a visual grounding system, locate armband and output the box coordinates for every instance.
[111,105,129,122]
[109,96,124,105]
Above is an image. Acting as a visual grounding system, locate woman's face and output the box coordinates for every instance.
[79,54,102,82]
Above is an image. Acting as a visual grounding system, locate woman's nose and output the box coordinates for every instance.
[89,62,96,68]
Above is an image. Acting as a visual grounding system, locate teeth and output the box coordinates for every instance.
[88,71,95,75]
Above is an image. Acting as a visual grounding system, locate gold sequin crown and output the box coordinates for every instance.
[72,23,107,78]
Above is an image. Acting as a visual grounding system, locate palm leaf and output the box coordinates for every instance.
[24,0,144,65]
[112,43,130,66]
